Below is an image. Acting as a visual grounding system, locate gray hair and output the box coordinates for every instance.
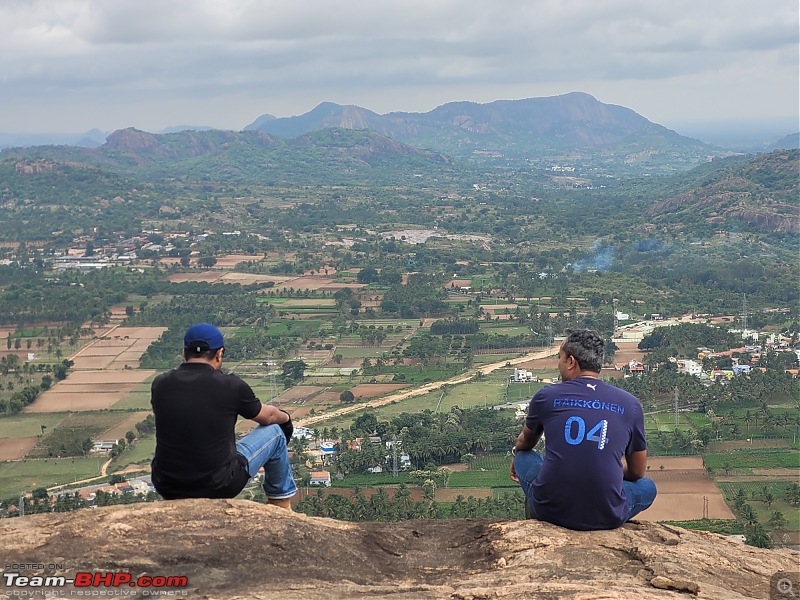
[562,328,604,373]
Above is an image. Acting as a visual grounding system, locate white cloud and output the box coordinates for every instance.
[0,0,796,133]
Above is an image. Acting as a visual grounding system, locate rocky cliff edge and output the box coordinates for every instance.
[1,499,797,599]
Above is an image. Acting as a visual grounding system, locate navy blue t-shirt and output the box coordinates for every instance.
[525,377,647,530]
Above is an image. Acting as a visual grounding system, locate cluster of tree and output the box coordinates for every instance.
[638,323,740,357]
[0,275,126,326]
[339,407,518,469]
[0,359,73,414]
[730,488,773,548]
[295,485,525,521]
[135,414,155,436]
[615,368,797,417]
[133,292,308,368]
[355,267,402,285]
[430,318,479,335]
[380,275,449,317]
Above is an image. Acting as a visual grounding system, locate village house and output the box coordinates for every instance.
[91,440,119,453]
[309,471,332,487]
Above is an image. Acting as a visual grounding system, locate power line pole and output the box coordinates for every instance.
[741,294,748,331]
[674,387,679,430]
[392,434,399,479]
[268,371,278,402]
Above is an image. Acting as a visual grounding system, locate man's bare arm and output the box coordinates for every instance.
[252,404,290,426]
[514,424,543,452]
[510,424,543,482]
[623,449,648,481]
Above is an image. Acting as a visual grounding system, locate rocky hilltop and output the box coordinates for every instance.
[1,499,797,599]
[645,149,800,234]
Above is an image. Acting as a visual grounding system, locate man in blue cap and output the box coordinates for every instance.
[150,323,297,508]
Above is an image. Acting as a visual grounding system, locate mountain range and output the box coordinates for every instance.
[1,93,797,184]
[0,93,715,177]
[243,92,719,173]
[2,93,796,169]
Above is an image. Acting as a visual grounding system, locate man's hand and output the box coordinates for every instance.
[623,450,648,481]
[510,456,519,483]
[278,409,293,442]
[252,405,294,442]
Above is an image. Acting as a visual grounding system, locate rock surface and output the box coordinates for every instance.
[1,499,797,599]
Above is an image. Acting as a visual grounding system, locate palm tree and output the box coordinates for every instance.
[769,511,788,530]
[740,504,758,528]
[743,410,753,432]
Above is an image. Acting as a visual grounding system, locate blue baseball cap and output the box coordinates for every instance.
[183,323,224,351]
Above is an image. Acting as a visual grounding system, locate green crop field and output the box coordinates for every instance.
[684,412,711,428]
[647,413,697,432]
[26,412,129,459]
[478,325,534,336]
[0,413,67,438]
[110,436,156,471]
[331,472,411,487]
[703,449,800,471]
[717,481,800,531]
[336,347,386,359]
[448,469,516,489]
[111,378,156,410]
[0,457,104,499]
[506,382,547,404]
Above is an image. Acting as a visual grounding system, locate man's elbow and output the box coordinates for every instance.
[624,452,648,481]
[625,468,646,481]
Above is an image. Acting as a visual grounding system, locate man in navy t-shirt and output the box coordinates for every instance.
[510,328,656,530]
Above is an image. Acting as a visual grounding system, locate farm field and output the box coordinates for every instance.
[110,384,155,410]
[0,457,104,499]
[0,438,39,461]
[102,411,150,439]
[69,327,167,370]
[24,369,157,413]
[109,437,156,472]
[703,449,800,471]
[639,457,736,521]
[717,481,800,530]
[0,413,67,438]
[646,412,699,432]
[26,412,131,458]
[327,454,735,523]
[0,413,69,460]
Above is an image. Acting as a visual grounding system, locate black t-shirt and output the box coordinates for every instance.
[150,362,262,499]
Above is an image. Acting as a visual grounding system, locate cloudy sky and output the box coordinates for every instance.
[1,0,797,137]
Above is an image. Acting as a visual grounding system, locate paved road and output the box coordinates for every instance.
[296,344,558,428]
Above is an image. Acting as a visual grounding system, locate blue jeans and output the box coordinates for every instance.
[514,450,657,523]
[236,424,297,500]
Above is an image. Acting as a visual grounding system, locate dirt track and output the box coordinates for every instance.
[296,345,559,427]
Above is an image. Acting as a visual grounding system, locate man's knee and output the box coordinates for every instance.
[643,477,657,503]
[633,477,657,508]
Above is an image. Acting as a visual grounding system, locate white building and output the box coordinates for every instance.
[511,368,537,383]
[309,471,331,487]
[678,359,704,377]
[294,426,315,440]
